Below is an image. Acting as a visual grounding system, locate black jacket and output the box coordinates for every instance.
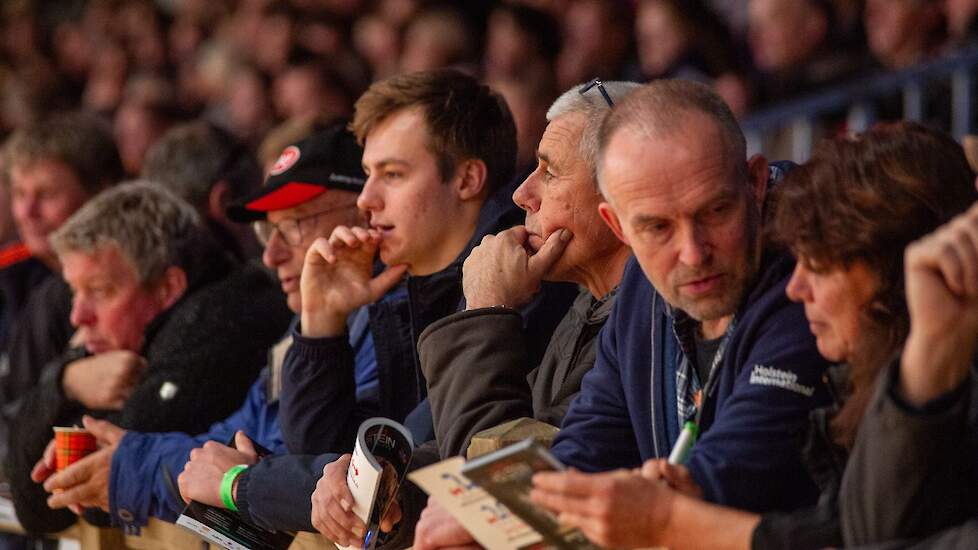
[7,255,292,534]
[840,360,978,548]
[752,365,849,549]
[235,179,577,534]
[0,258,72,478]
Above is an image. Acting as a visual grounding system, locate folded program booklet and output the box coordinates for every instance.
[409,438,600,550]
[340,417,414,550]
[174,436,295,550]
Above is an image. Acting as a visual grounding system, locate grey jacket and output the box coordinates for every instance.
[418,287,617,458]
[840,359,978,548]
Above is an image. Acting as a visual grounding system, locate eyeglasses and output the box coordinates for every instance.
[252,203,357,247]
[579,78,615,108]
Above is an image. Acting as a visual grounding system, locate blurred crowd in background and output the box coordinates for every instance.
[0,0,975,218]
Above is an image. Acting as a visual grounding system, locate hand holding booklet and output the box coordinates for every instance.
[175,418,414,550]
[339,418,414,550]
[409,438,601,550]
[174,436,295,550]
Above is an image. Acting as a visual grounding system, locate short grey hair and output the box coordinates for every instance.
[596,79,746,195]
[547,81,642,179]
[51,181,203,285]
[141,121,261,212]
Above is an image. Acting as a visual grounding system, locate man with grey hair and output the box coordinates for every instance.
[7,182,291,534]
[0,114,125,507]
[528,79,831,545]
[141,121,263,260]
[315,80,639,550]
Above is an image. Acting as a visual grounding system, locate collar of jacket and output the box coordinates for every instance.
[576,285,619,324]
[140,235,237,351]
[667,246,796,366]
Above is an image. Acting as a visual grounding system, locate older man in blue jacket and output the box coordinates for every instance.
[529,79,831,538]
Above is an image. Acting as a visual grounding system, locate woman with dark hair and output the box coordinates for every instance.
[529,121,978,550]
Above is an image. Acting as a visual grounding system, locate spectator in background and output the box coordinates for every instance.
[399,6,478,74]
[7,181,291,534]
[490,78,555,176]
[628,0,750,115]
[253,2,299,76]
[352,13,401,81]
[0,177,16,250]
[946,0,978,46]
[0,115,122,550]
[865,0,946,70]
[556,0,632,90]
[631,0,736,82]
[141,120,264,260]
[113,91,184,177]
[483,4,561,84]
[0,169,34,359]
[0,114,123,383]
[81,40,128,116]
[272,57,355,123]
[748,0,868,105]
[224,65,275,149]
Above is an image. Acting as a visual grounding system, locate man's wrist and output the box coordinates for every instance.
[221,465,249,512]
[301,309,349,338]
[61,361,82,402]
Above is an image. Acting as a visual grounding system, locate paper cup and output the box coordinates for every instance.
[53,427,97,472]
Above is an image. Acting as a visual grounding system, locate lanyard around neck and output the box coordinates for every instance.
[693,318,736,427]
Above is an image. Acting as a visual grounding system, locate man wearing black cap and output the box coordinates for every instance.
[30,124,382,535]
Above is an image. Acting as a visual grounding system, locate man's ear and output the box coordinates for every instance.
[156,266,188,310]
[208,180,232,223]
[746,154,769,211]
[454,158,488,201]
[598,202,629,246]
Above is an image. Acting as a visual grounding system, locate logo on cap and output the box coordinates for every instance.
[270,146,301,176]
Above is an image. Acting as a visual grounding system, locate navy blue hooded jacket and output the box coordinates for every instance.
[551,248,832,513]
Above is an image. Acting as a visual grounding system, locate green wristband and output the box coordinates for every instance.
[221,464,249,512]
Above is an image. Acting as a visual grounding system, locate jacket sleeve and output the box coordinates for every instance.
[752,503,841,550]
[277,326,373,455]
[418,308,534,458]
[108,375,276,532]
[840,361,976,546]
[109,431,201,531]
[7,348,87,535]
[549,300,643,472]
[685,299,828,513]
[234,452,341,532]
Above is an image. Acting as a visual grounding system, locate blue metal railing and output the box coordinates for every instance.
[741,46,978,161]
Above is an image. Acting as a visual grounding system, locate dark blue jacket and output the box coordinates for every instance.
[551,249,832,513]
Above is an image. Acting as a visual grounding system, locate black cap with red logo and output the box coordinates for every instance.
[227,122,366,222]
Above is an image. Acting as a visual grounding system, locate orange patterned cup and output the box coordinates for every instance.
[53,427,97,471]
